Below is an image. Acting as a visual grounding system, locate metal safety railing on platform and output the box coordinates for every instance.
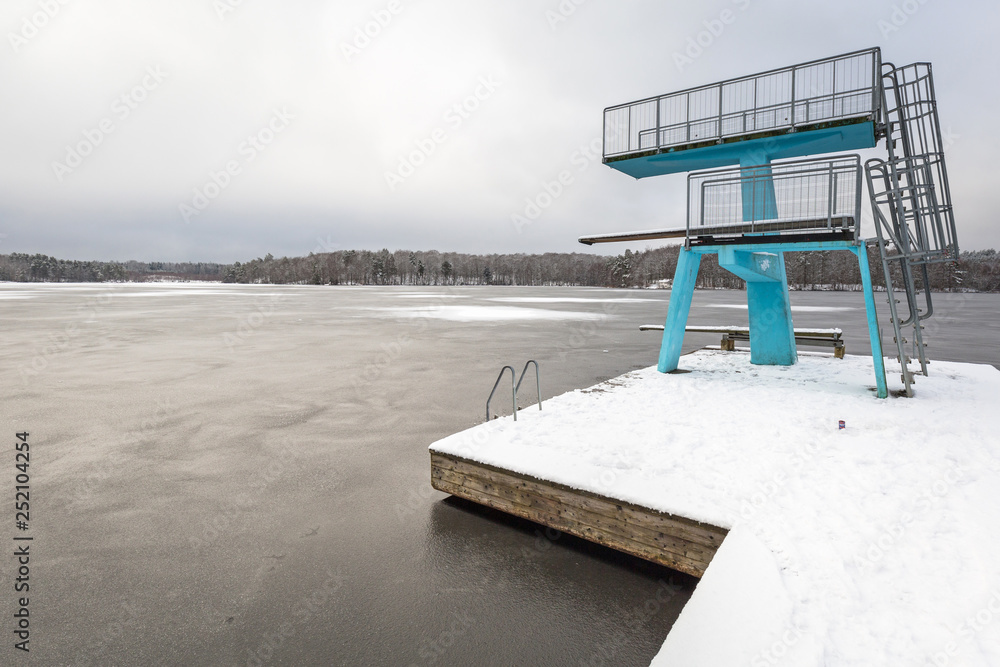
[685,154,863,242]
[603,48,881,159]
[486,361,542,423]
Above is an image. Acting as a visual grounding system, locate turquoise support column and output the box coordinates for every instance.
[746,267,797,365]
[658,248,702,373]
[739,150,778,222]
[854,246,889,398]
[726,150,796,365]
[718,248,797,365]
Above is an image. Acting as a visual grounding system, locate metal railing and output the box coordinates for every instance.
[604,47,881,159]
[685,155,863,241]
[515,360,541,414]
[486,361,542,423]
[487,365,517,422]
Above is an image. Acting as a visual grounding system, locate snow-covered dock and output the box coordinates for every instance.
[429,350,1000,666]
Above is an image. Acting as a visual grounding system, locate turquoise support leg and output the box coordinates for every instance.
[718,247,797,366]
[658,248,702,373]
[731,151,793,364]
[854,246,889,398]
[746,271,797,365]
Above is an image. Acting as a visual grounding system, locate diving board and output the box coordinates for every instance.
[578,215,855,246]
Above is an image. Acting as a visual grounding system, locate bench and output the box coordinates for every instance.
[639,324,845,358]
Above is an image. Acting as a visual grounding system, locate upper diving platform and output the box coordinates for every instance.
[603,48,883,177]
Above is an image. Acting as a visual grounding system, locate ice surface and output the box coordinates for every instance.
[489,297,660,304]
[360,305,608,321]
[390,293,468,298]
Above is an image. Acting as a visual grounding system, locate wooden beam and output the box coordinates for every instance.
[430,451,728,578]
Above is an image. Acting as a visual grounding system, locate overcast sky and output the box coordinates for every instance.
[0,0,997,262]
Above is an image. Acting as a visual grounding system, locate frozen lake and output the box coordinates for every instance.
[2,283,997,665]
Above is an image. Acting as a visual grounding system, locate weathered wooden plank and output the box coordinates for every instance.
[433,453,725,549]
[432,475,708,578]
[430,451,728,578]
[431,453,727,549]
[432,466,716,566]
[436,473,715,571]
[431,465,711,557]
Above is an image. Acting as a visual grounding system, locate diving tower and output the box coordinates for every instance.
[582,47,959,398]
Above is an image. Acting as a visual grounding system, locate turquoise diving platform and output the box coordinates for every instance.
[602,48,882,178]
[605,119,877,179]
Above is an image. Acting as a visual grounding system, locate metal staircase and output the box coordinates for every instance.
[866,61,958,396]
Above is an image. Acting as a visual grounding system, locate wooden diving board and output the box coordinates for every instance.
[578,216,854,246]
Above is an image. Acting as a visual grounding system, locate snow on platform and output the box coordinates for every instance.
[429,350,1000,666]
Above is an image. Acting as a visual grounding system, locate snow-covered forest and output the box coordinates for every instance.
[2,247,998,291]
[220,246,999,292]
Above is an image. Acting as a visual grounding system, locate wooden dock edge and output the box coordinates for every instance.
[430,450,729,578]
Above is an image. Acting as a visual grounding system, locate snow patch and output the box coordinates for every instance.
[652,524,802,667]
[362,305,608,322]
[391,293,468,299]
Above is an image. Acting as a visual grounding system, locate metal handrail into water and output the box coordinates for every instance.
[515,360,542,413]
[486,365,517,422]
[486,362,543,423]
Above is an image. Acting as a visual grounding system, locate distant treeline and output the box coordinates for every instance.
[0,253,223,282]
[2,247,998,292]
[220,247,1000,292]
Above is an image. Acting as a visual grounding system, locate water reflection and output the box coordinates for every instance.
[423,496,697,666]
